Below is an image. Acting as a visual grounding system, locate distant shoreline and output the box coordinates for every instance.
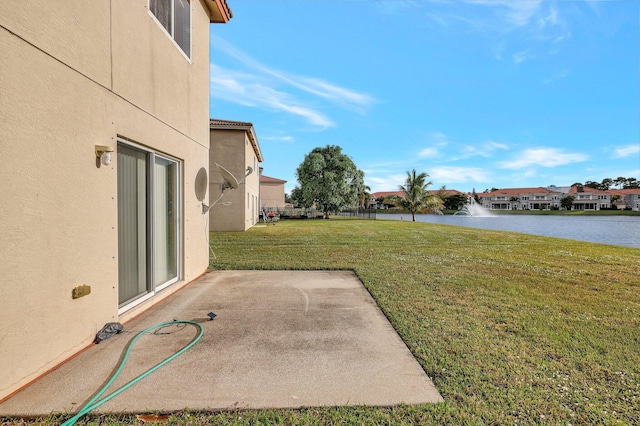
[378,209,640,216]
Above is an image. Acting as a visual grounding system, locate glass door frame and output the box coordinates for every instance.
[153,151,182,293]
[117,138,182,314]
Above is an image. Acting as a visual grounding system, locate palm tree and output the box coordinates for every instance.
[397,169,432,221]
[358,184,371,208]
[424,193,444,214]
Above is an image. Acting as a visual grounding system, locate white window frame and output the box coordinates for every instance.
[148,0,192,61]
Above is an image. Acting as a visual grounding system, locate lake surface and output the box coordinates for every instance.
[377,213,640,249]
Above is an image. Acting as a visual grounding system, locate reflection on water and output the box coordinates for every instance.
[377,214,640,249]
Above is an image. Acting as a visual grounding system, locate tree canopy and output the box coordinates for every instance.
[442,193,469,210]
[292,145,364,219]
[573,176,638,190]
[560,195,575,210]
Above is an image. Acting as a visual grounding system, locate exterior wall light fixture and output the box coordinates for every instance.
[95,145,114,166]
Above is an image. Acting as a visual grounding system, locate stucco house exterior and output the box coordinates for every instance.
[0,0,231,401]
[209,119,264,231]
[609,188,640,211]
[478,186,612,211]
[478,187,563,210]
[567,186,610,210]
[260,175,288,210]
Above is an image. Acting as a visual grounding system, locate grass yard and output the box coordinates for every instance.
[7,218,639,425]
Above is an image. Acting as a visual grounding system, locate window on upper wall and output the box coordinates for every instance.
[150,0,191,58]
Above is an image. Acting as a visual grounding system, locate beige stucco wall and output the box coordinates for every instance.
[261,183,286,209]
[244,137,261,227]
[0,0,212,400]
[209,129,261,231]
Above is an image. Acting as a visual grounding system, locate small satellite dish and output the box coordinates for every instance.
[194,167,208,201]
[215,163,239,190]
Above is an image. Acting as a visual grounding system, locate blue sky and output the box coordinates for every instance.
[209,0,639,195]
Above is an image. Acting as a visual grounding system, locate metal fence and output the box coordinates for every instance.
[261,207,376,220]
[334,208,377,219]
[261,207,324,220]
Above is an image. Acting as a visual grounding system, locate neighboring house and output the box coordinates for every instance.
[432,189,465,197]
[477,186,613,211]
[608,188,640,211]
[209,119,264,231]
[567,186,610,210]
[371,191,404,209]
[0,0,231,401]
[260,175,288,210]
[372,191,405,199]
[478,187,563,210]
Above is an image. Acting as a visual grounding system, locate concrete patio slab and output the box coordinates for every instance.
[0,270,442,417]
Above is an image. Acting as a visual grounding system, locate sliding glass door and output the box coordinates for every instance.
[117,145,149,305]
[153,156,179,289]
[117,142,181,309]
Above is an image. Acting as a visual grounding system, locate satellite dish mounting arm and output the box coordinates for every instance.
[201,163,246,214]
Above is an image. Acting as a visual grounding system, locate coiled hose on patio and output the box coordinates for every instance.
[61,320,204,426]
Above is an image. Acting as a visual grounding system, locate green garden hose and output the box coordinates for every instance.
[61,320,204,426]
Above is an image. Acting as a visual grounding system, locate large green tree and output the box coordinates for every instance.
[561,195,575,210]
[293,145,364,219]
[443,193,468,211]
[397,169,434,221]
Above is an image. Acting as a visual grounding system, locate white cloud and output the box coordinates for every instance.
[372,0,422,16]
[419,147,439,158]
[541,69,571,85]
[513,50,535,64]
[297,77,377,113]
[612,144,640,159]
[504,0,542,27]
[538,5,558,28]
[211,36,376,117]
[429,132,450,144]
[420,0,571,66]
[417,132,453,158]
[498,148,589,169]
[263,135,295,142]
[459,140,509,158]
[430,166,491,183]
[210,64,334,128]
[463,0,542,27]
[366,175,407,193]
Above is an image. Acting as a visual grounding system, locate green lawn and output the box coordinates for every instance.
[10,218,640,425]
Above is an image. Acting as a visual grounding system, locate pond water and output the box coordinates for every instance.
[377,213,640,249]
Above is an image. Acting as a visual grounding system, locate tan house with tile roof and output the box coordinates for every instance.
[372,191,404,199]
[0,0,231,401]
[478,186,613,210]
[567,186,610,210]
[608,188,640,211]
[260,175,288,210]
[478,187,563,210]
[209,119,264,231]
